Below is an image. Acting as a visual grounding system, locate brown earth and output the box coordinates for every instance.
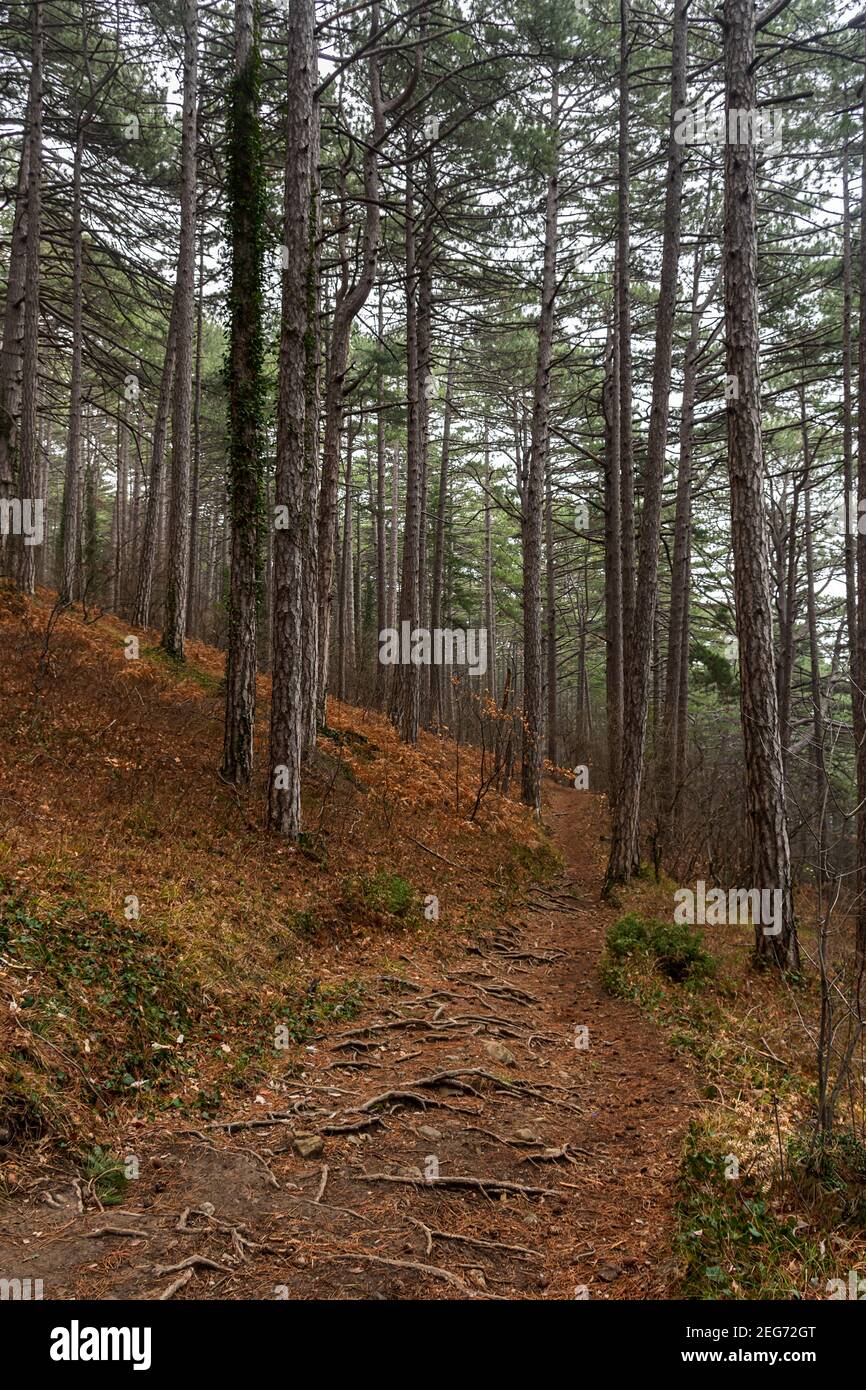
[0,780,695,1301]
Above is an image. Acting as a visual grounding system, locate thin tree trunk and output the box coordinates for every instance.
[133,300,178,627]
[606,0,687,886]
[521,70,559,811]
[268,0,315,836]
[427,345,455,726]
[60,120,84,603]
[316,5,391,724]
[162,0,198,658]
[374,288,388,710]
[338,422,355,700]
[388,442,399,630]
[842,143,861,773]
[17,0,43,597]
[662,250,714,825]
[0,107,31,529]
[187,227,205,636]
[393,150,422,743]
[800,409,825,871]
[603,309,623,798]
[545,443,556,763]
[723,0,797,968]
[300,97,322,755]
[856,22,866,957]
[484,414,497,706]
[222,0,264,787]
[617,0,635,656]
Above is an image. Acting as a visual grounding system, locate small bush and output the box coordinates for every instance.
[604,912,715,984]
[359,871,416,919]
[83,1145,128,1205]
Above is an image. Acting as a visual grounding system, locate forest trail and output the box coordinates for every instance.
[0,785,694,1301]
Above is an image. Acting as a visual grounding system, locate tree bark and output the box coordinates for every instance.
[316,6,392,724]
[133,299,178,627]
[222,0,265,787]
[723,0,797,968]
[162,0,198,658]
[617,0,635,657]
[374,289,388,710]
[856,22,866,956]
[0,107,31,533]
[603,309,623,799]
[521,71,559,811]
[393,149,422,744]
[545,443,556,763]
[187,228,205,636]
[606,0,687,885]
[268,0,315,836]
[16,1,43,596]
[300,97,322,757]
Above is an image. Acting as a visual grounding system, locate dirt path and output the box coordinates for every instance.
[0,787,695,1300]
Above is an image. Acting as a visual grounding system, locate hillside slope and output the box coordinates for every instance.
[0,588,548,1165]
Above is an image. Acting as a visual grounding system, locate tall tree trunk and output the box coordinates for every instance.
[300,98,322,756]
[428,346,455,726]
[338,422,355,701]
[112,410,129,612]
[663,238,718,827]
[222,0,265,787]
[856,23,866,957]
[800,409,825,872]
[842,143,861,776]
[416,180,433,644]
[617,0,635,657]
[774,478,799,780]
[187,228,205,635]
[388,442,399,630]
[133,300,178,627]
[606,0,687,885]
[316,6,390,724]
[17,0,43,597]
[393,150,422,744]
[374,289,388,710]
[484,413,497,706]
[162,0,198,658]
[60,119,84,604]
[723,0,797,968]
[0,108,31,537]
[545,444,556,763]
[603,309,623,798]
[521,71,559,811]
[268,0,314,836]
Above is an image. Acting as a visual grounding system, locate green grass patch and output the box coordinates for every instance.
[140,644,221,694]
[272,979,365,1047]
[602,912,716,986]
[674,1123,837,1299]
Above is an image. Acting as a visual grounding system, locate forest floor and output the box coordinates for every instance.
[3,588,865,1301]
[0,783,692,1301]
[0,587,694,1300]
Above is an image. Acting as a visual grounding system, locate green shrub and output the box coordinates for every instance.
[359,871,416,918]
[604,912,715,984]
